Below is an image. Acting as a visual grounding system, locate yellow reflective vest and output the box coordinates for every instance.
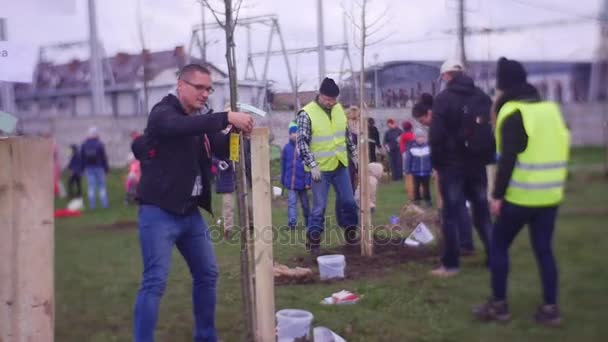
[302,101,348,172]
[496,101,570,207]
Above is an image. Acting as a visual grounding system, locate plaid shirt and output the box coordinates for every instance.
[296,102,357,169]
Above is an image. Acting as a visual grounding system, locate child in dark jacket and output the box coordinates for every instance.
[281,122,311,229]
[405,127,432,207]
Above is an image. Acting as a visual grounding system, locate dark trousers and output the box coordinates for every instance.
[438,167,491,269]
[458,167,492,263]
[368,143,377,163]
[413,175,431,203]
[491,202,559,305]
[388,149,403,181]
[68,173,82,198]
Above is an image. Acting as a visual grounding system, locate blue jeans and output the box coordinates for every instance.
[134,205,218,342]
[458,167,492,262]
[308,165,358,237]
[491,202,559,305]
[85,167,108,209]
[437,168,467,269]
[287,189,310,228]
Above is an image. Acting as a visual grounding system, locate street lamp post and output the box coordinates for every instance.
[374,53,379,107]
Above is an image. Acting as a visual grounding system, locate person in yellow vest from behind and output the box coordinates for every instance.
[296,77,359,255]
[473,58,570,326]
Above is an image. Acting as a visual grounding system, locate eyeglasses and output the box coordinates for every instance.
[182,79,215,94]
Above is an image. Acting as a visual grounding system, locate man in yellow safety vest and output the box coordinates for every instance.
[473,57,570,326]
[296,77,359,255]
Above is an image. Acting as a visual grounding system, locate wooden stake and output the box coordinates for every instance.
[359,108,373,257]
[250,128,276,342]
[0,137,54,342]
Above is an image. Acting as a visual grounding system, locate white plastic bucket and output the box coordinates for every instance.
[317,254,346,280]
[276,309,314,342]
[412,222,434,244]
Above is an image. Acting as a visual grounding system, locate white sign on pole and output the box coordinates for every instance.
[0,0,77,16]
[0,42,38,83]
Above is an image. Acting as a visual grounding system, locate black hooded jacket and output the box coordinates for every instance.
[430,74,492,171]
[132,94,230,215]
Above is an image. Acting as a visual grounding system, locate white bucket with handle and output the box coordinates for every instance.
[276,309,314,342]
[317,254,346,280]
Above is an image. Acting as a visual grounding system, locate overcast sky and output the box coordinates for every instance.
[1,0,603,91]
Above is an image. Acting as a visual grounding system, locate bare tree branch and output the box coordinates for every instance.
[231,0,245,35]
[199,0,226,29]
[367,6,390,29]
[341,4,362,31]
[367,31,395,46]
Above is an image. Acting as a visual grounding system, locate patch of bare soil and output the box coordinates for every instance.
[283,235,438,286]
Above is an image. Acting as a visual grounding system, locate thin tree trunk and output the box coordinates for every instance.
[359,0,373,257]
[223,0,255,340]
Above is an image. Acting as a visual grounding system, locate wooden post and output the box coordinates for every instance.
[250,128,275,342]
[359,109,373,257]
[0,137,54,342]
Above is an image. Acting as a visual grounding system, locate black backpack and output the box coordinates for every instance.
[459,89,496,165]
[82,143,99,165]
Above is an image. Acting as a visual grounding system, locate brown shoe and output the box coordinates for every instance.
[473,299,511,322]
[429,266,459,278]
[535,304,562,327]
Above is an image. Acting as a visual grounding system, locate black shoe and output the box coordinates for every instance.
[306,232,321,255]
[535,305,562,327]
[344,226,359,245]
[473,299,511,322]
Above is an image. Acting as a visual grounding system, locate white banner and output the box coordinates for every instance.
[0,0,77,16]
[0,42,38,83]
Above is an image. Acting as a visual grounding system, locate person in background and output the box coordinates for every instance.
[399,121,415,156]
[81,127,110,209]
[67,144,83,198]
[212,106,237,240]
[347,106,360,192]
[473,57,570,326]
[125,152,141,205]
[427,60,493,277]
[296,77,359,254]
[368,117,381,163]
[405,127,433,207]
[383,118,403,181]
[399,121,415,198]
[281,121,311,229]
[354,162,384,214]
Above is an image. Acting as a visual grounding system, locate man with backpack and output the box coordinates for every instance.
[428,60,495,277]
[81,127,110,209]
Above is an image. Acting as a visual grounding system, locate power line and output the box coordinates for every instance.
[505,0,605,22]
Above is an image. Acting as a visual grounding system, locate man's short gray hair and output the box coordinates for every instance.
[178,64,211,81]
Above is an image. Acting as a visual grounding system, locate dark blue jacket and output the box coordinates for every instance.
[81,137,109,172]
[68,145,83,175]
[281,140,310,191]
[214,159,235,194]
[405,141,432,176]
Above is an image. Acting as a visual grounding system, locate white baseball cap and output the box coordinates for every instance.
[439,59,464,74]
[88,126,98,137]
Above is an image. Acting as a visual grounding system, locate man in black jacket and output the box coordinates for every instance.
[428,60,493,277]
[131,64,253,342]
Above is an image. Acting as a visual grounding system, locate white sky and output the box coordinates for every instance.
[1,0,603,91]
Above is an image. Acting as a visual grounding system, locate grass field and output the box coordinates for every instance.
[54,148,608,341]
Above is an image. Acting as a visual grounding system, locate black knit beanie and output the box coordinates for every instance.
[319,77,340,97]
[496,57,527,90]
